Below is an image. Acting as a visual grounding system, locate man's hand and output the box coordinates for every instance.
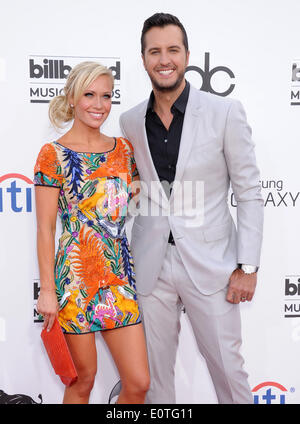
[226,268,257,304]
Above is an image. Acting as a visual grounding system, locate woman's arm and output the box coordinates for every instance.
[35,186,60,331]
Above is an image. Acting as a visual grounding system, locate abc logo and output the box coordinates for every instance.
[185,52,235,97]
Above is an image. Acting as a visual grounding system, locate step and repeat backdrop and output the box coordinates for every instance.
[0,0,300,404]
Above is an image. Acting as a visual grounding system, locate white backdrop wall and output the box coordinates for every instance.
[1,0,300,404]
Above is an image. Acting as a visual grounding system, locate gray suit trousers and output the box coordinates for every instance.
[138,244,253,404]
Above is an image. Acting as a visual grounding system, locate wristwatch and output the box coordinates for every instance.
[238,264,258,274]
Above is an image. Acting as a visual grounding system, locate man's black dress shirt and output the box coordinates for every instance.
[145,80,190,244]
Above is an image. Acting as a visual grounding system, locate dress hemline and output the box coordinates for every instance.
[62,320,142,335]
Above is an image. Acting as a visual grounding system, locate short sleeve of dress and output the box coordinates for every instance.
[33,143,63,188]
[131,153,139,179]
[123,138,139,179]
[119,138,138,205]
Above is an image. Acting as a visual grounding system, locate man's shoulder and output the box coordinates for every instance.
[189,84,236,109]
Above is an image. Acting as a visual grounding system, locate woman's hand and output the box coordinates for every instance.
[37,288,59,332]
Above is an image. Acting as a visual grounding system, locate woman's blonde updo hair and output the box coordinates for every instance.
[48,61,114,129]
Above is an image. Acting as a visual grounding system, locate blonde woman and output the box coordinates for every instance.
[34,61,150,404]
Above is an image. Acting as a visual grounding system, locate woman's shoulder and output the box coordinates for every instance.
[34,141,61,171]
[115,136,134,153]
[35,141,60,159]
[34,141,63,184]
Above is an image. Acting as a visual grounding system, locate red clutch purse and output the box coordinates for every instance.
[41,317,78,386]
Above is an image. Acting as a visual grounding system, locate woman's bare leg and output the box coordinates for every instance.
[101,323,150,404]
[63,332,97,404]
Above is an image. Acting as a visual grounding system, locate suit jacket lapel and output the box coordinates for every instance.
[171,86,203,198]
[134,103,169,205]
[134,86,205,206]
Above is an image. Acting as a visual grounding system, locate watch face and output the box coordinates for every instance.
[241,265,258,274]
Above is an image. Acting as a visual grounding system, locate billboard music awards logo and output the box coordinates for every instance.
[29,55,121,104]
[284,275,300,318]
[0,174,33,213]
[291,59,300,105]
[252,381,295,404]
[185,52,235,97]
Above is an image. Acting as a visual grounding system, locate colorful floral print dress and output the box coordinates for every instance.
[34,137,141,334]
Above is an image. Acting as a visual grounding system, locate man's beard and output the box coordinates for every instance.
[148,69,186,93]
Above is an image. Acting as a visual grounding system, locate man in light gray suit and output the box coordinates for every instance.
[119,13,263,404]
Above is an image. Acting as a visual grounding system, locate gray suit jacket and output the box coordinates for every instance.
[120,85,264,296]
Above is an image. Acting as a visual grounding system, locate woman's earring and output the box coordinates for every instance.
[70,104,74,108]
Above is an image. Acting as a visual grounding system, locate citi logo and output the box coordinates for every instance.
[252,381,292,404]
[0,174,33,213]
